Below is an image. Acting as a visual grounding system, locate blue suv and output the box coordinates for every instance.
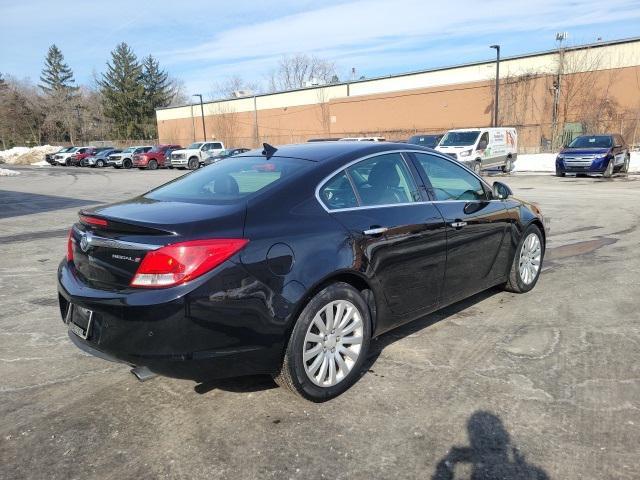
[556,134,630,177]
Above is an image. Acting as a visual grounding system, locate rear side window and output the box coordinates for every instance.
[347,153,419,206]
[146,156,310,204]
[319,172,357,210]
[414,153,488,201]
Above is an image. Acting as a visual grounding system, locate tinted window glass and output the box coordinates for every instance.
[408,135,441,148]
[347,153,419,206]
[414,153,487,201]
[212,143,223,149]
[146,157,310,204]
[319,171,357,210]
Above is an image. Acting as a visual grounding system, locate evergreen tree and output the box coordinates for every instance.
[140,55,174,137]
[99,42,145,139]
[39,45,77,96]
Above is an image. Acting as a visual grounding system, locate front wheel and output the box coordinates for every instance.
[603,158,614,178]
[504,224,544,293]
[123,159,132,169]
[621,155,630,173]
[274,282,371,402]
[188,157,199,170]
[555,167,565,177]
[472,161,482,176]
[96,159,105,168]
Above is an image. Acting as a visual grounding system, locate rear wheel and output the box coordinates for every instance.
[501,157,513,173]
[96,159,105,168]
[504,224,544,293]
[274,282,371,402]
[188,157,199,170]
[603,158,614,178]
[148,160,158,170]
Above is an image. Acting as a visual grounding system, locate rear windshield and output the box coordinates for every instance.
[568,136,612,148]
[408,135,440,148]
[145,156,311,204]
[440,131,480,147]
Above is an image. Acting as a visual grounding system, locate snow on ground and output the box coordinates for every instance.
[0,168,20,176]
[31,160,50,167]
[513,152,640,173]
[0,145,62,165]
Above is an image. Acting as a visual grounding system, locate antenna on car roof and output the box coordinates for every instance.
[262,143,277,159]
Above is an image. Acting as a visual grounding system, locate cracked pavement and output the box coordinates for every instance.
[1,166,639,479]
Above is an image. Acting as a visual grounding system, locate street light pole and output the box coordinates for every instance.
[490,45,500,127]
[192,94,206,141]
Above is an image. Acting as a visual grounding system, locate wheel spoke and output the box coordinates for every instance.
[339,345,359,361]
[312,314,327,335]
[340,318,360,336]
[316,354,329,383]
[341,335,362,345]
[308,351,324,376]
[337,306,353,331]
[328,355,337,385]
[306,333,323,343]
[303,344,323,362]
[334,351,349,377]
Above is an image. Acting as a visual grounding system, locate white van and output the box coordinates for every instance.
[435,128,517,174]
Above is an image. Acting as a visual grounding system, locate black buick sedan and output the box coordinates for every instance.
[58,142,546,401]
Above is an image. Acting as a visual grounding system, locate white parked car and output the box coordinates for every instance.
[53,147,79,166]
[436,128,518,174]
[170,141,225,170]
[108,146,152,169]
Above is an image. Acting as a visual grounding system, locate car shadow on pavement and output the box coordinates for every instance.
[364,286,502,369]
[431,410,549,480]
[0,189,98,219]
[194,374,278,395]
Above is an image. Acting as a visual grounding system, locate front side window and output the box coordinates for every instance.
[346,153,420,206]
[414,153,488,201]
[146,157,310,205]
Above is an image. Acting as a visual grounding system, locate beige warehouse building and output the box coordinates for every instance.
[156,37,640,152]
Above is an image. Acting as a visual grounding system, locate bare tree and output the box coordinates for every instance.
[210,102,241,147]
[315,87,332,133]
[268,54,337,92]
[211,75,259,100]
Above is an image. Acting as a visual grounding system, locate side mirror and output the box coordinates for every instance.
[492,181,512,200]
[478,140,488,149]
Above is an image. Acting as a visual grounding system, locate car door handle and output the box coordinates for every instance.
[450,221,467,229]
[363,227,388,235]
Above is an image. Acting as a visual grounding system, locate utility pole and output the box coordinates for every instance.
[490,45,500,127]
[253,95,259,147]
[190,104,195,142]
[192,94,206,141]
[552,32,568,150]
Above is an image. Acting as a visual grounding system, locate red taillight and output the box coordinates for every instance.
[67,229,74,262]
[130,239,249,288]
[80,215,108,227]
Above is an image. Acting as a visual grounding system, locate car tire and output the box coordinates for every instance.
[504,224,544,294]
[472,161,482,175]
[65,159,71,167]
[603,158,614,178]
[96,160,105,168]
[501,157,513,173]
[555,167,565,177]
[621,154,630,173]
[274,282,371,402]
[123,159,132,169]
[188,157,199,170]
[148,160,158,170]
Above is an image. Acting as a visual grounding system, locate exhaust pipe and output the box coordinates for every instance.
[130,366,157,382]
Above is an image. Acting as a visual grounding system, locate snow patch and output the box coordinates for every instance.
[0,145,63,165]
[0,168,20,176]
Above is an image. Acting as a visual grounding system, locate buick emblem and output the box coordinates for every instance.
[80,232,92,253]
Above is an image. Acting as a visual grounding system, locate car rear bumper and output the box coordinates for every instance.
[57,259,288,381]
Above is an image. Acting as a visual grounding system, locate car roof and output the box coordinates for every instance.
[234,141,433,163]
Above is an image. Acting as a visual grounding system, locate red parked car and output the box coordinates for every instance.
[68,147,98,166]
[133,144,182,170]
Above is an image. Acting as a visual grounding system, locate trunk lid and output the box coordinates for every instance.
[71,197,245,290]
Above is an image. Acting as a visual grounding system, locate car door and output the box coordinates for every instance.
[318,152,447,325]
[410,152,510,303]
[613,135,626,167]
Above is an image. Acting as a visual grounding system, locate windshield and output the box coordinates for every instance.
[408,135,440,148]
[568,135,612,148]
[440,131,480,147]
[146,156,311,205]
[122,147,135,153]
[67,147,79,153]
[60,147,74,153]
[149,146,165,152]
[187,143,203,149]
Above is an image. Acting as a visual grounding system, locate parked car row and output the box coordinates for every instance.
[45,142,250,170]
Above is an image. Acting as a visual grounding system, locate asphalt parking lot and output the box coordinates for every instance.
[1,165,639,479]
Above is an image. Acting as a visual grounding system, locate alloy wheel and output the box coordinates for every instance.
[302,299,363,387]
[518,233,542,285]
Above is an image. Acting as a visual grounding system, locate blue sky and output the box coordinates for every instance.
[1,0,640,99]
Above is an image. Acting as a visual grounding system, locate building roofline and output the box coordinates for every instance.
[157,35,640,112]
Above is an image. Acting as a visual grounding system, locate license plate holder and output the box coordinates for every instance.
[68,305,94,340]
